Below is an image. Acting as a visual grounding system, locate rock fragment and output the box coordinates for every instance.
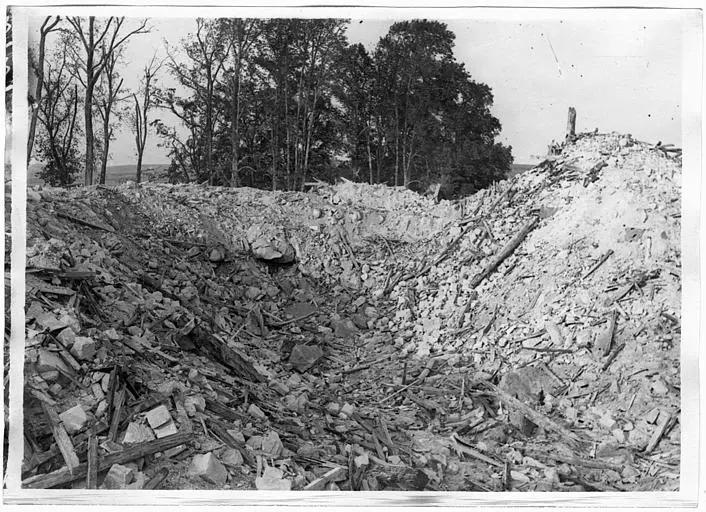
[59,405,87,434]
[255,467,292,490]
[102,464,134,489]
[288,344,324,372]
[189,452,228,486]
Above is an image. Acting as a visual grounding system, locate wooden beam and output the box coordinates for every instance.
[469,217,538,289]
[40,403,80,475]
[23,431,191,488]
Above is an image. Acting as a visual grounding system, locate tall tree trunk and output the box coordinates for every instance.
[28,36,47,163]
[99,124,109,184]
[302,96,316,187]
[136,151,144,184]
[403,130,415,188]
[84,86,95,185]
[205,74,214,184]
[230,66,241,187]
[294,65,304,191]
[285,87,291,190]
[366,123,373,185]
[271,120,277,191]
[134,93,144,183]
[394,111,399,187]
[375,115,382,183]
[28,16,59,163]
[402,136,408,187]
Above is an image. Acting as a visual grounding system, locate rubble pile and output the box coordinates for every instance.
[17,132,681,491]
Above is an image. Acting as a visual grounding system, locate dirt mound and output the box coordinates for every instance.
[18,132,681,492]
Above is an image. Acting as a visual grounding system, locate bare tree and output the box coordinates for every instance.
[95,48,124,184]
[35,39,81,186]
[27,15,61,163]
[132,53,163,183]
[66,16,148,185]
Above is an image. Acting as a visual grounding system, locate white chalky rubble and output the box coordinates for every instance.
[20,132,680,492]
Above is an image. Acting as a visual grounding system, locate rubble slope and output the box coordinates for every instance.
[19,132,680,492]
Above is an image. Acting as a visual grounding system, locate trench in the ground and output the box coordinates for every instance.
[215,247,520,492]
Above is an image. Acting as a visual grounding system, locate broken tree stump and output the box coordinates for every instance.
[566,106,576,139]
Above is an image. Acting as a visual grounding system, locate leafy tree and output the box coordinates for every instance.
[36,137,82,186]
[163,18,229,184]
[256,19,348,190]
[333,43,376,183]
[153,17,511,197]
[217,18,260,187]
[370,19,512,195]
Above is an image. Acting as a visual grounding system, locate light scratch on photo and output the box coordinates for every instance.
[545,34,563,78]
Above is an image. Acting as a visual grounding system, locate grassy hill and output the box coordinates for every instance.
[27,163,170,186]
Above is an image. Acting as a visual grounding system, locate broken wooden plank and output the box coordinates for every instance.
[451,433,504,468]
[267,309,317,328]
[209,336,266,383]
[56,211,115,232]
[86,427,98,489]
[47,334,82,373]
[108,387,126,442]
[303,466,347,490]
[469,217,539,289]
[526,450,624,472]
[204,397,249,423]
[105,366,118,413]
[645,412,673,454]
[582,249,614,280]
[144,468,170,490]
[23,431,191,488]
[205,418,256,468]
[598,310,618,357]
[172,395,193,434]
[601,342,626,371]
[21,420,109,477]
[484,382,585,447]
[377,415,396,456]
[40,402,80,475]
[342,353,394,375]
[25,274,76,296]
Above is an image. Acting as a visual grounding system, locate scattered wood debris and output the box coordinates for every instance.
[16,132,680,491]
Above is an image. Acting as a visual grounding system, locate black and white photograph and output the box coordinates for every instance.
[1,2,702,507]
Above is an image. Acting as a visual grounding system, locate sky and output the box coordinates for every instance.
[29,10,691,165]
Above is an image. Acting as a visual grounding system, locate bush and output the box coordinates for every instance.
[36,138,82,187]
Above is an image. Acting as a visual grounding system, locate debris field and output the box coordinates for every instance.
[17,132,681,491]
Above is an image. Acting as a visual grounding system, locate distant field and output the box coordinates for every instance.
[27,162,536,187]
[508,163,536,178]
[27,163,170,186]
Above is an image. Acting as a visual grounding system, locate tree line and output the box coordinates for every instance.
[29,17,513,198]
